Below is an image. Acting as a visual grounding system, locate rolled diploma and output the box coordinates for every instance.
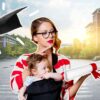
[65,61,100,81]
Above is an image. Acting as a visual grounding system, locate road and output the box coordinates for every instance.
[0,58,100,100]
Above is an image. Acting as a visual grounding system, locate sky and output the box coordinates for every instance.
[1,0,100,44]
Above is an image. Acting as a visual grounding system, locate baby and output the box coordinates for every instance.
[19,53,62,100]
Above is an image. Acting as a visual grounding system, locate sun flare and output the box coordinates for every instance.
[59,28,87,44]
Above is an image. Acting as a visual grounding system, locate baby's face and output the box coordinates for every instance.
[35,59,50,75]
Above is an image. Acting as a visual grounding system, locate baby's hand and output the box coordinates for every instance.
[39,72,52,79]
[39,72,62,81]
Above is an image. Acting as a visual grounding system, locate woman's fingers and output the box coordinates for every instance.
[37,46,51,56]
[40,46,51,53]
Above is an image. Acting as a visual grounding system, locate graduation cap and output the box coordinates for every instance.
[0,6,27,34]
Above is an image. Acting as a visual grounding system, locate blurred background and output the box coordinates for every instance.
[0,0,100,100]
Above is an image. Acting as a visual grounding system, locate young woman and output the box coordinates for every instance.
[10,17,89,100]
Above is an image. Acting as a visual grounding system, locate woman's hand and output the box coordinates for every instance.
[69,74,90,98]
[36,46,51,56]
[18,87,26,100]
[18,94,26,100]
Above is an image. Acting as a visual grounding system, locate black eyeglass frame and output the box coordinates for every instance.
[36,30,58,39]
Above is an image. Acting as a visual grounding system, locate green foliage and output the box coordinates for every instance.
[71,39,82,58]
[59,38,100,59]
[79,46,96,59]
[1,34,100,59]
[59,47,72,56]
[0,35,36,58]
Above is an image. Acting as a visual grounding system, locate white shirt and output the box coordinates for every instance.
[24,76,41,86]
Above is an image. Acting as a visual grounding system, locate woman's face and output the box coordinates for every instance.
[33,22,56,48]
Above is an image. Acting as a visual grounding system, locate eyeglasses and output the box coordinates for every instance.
[36,30,57,39]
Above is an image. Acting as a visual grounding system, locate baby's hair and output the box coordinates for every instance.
[26,53,51,72]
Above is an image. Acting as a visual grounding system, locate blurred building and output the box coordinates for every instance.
[86,8,100,48]
[85,23,96,45]
[0,34,18,48]
[93,8,100,48]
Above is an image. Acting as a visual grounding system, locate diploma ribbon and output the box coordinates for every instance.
[91,63,100,79]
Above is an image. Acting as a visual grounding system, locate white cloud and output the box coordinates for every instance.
[70,10,89,27]
[10,27,31,39]
[47,0,71,8]
[17,0,28,2]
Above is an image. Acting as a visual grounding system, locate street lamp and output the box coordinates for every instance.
[2,2,6,11]
[29,9,39,17]
[16,37,25,46]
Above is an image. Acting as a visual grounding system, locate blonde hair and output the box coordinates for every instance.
[53,34,61,53]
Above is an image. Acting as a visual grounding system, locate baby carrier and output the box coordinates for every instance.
[26,53,62,100]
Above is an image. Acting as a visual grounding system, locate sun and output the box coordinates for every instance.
[59,28,87,44]
[69,30,87,43]
[72,32,86,42]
